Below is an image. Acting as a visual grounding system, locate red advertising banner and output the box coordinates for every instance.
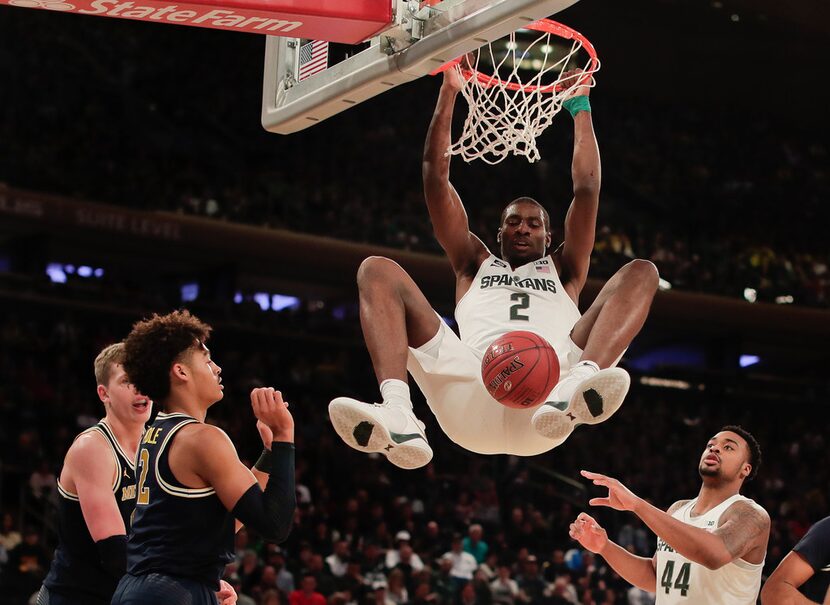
[0,0,392,42]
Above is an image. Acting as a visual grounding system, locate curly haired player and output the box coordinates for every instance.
[111,310,295,605]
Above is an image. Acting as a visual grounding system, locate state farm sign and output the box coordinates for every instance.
[1,0,393,42]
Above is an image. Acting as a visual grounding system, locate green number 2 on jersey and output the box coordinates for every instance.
[509,293,530,321]
[660,560,691,596]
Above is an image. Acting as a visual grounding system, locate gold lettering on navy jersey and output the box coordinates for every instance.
[480,274,558,292]
[121,484,137,501]
[142,427,163,444]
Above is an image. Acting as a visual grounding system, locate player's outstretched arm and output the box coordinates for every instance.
[559,69,600,294]
[67,433,128,579]
[180,388,296,542]
[582,470,770,570]
[761,551,819,605]
[423,67,488,274]
[569,512,656,592]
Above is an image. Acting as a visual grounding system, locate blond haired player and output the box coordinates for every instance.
[38,343,236,605]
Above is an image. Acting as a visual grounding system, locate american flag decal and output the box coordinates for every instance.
[535,264,550,273]
[298,40,328,81]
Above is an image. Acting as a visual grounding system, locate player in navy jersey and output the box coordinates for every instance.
[37,342,237,605]
[37,343,150,605]
[329,68,659,467]
[113,310,295,605]
[762,515,830,604]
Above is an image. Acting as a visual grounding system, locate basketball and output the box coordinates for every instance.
[481,331,560,409]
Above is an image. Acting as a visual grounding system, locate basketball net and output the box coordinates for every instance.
[447,20,600,165]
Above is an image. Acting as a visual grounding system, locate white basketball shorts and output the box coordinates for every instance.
[406,320,583,456]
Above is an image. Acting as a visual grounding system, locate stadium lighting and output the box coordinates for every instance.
[658,278,672,291]
[743,288,757,303]
[272,294,301,311]
[639,376,693,390]
[180,283,199,302]
[775,295,794,304]
[739,355,760,368]
[46,263,67,284]
[253,292,271,311]
[77,266,93,277]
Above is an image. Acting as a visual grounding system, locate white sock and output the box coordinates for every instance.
[380,379,411,409]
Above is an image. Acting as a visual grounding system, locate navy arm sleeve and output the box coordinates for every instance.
[231,442,295,543]
[793,516,830,571]
[95,534,127,579]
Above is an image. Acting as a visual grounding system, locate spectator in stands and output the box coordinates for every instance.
[443,535,478,589]
[253,565,280,602]
[463,525,488,565]
[387,531,424,573]
[6,527,50,602]
[327,540,351,577]
[261,589,283,605]
[0,513,22,554]
[291,574,327,605]
[386,568,409,605]
[516,555,546,605]
[490,565,520,605]
[265,545,295,593]
[546,577,577,605]
[434,555,459,604]
[28,460,56,503]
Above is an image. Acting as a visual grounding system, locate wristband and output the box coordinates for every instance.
[563,95,591,118]
[254,447,273,472]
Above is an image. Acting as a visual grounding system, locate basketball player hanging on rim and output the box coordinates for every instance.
[570,426,770,604]
[328,67,659,469]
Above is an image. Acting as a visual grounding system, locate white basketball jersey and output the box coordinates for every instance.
[654,495,764,604]
[455,254,581,354]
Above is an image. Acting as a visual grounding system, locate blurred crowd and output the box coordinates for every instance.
[1,13,829,308]
[0,296,827,605]
[1,11,828,604]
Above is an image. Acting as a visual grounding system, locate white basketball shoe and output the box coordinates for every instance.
[328,398,433,470]
[531,363,631,441]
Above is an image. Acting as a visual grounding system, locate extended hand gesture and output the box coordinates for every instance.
[581,470,640,511]
[569,512,608,554]
[251,387,294,443]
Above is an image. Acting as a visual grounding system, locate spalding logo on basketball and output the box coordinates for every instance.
[481,330,560,408]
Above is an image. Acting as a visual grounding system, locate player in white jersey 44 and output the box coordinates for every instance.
[570,426,770,605]
[328,67,659,468]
